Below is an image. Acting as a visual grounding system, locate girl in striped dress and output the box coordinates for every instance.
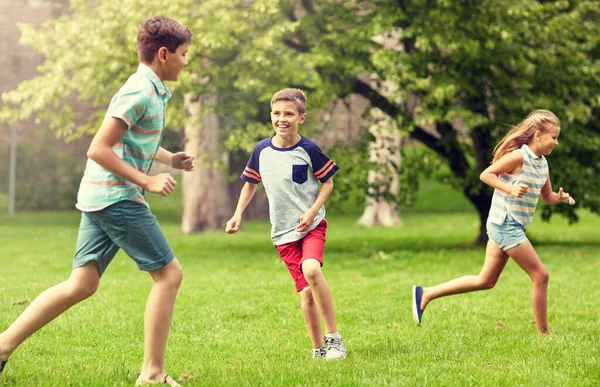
[412,110,576,334]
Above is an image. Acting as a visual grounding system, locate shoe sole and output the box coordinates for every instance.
[412,285,421,326]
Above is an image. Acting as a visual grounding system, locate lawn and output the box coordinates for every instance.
[0,186,598,386]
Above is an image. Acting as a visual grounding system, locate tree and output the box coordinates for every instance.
[3,0,599,242]
[197,0,600,242]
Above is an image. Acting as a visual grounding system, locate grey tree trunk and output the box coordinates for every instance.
[181,94,231,233]
[357,107,402,227]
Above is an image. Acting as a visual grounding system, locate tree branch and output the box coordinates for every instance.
[409,126,447,157]
[351,78,400,117]
[283,38,310,53]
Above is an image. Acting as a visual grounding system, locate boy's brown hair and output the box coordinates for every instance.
[271,88,307,114]
[137,16,192,63]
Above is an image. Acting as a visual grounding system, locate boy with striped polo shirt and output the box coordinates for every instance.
[0,17,192,386]
[226,88,347,360]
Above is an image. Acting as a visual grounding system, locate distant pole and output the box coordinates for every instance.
[8,122,17,216]
[8,59,19,216]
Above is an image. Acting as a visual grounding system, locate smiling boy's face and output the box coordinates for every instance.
[270,100,305,140]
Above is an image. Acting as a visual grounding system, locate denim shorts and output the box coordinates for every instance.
[486,217,528,251]
[73,200,175,276]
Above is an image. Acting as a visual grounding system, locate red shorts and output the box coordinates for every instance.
[275,219,327,292]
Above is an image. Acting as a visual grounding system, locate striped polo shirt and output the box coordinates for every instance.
[76,64,171,212]
[241,136,339,245]
[487,144,549,226]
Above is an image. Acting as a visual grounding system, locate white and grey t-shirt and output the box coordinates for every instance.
[241,136,339,245]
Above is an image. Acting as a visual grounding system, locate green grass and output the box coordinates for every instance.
[1,198,599,386]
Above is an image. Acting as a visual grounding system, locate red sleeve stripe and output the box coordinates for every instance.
[314,160,333,176]
[315,162,336,179]
[244,168,261,181]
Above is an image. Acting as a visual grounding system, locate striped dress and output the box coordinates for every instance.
[487,144,549,226]
[76,64,171,212]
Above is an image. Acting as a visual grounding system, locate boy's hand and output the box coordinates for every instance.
[171,152,195,171]
[296,211,317,233]
[509,184,529,198]
[558,187,576,205]
[145,173,176,196]
[225,216,242,234]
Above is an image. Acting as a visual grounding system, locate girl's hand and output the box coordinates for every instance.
[558,187,576,205]
[509,184,529,198]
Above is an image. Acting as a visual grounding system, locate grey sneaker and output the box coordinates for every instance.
[312,346,327,359]
[324,336,346,360]
[0,360,7,378]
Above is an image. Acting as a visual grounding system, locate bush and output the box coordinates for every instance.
[0,140,83,210]
[326,139,370,214]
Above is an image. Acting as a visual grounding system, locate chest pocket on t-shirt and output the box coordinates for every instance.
[292,164,309,184]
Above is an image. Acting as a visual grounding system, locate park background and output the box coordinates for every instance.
[0,0,599,386]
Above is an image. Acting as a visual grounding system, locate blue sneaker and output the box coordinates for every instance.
[0,360,7,379]
[412,285,424,325]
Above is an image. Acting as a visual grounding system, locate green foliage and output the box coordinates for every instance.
[0,140,83,210]
[398,143,446,207]
[2,0,599,227]
[325,140,370,214]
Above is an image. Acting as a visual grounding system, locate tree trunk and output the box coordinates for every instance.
[181,94,231,233]
[465,188,492,245]
[228,151,270,220]
[357,107,402,227]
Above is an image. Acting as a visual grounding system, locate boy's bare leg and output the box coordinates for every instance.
[506,242,550,334]
[420,241,509,310]
[139,259,183,381]
[300,287,323,348]
[301,259,337,334]
[0,263,100,360]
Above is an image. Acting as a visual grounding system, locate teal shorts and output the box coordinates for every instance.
[486,217,528,251]
[73,200,175,276]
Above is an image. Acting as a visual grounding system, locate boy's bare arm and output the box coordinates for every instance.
[155,147,195,171]
[225,182,257,233]
[87,117,176,196]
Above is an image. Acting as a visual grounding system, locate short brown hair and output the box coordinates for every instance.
[271,88,307,114]
[137,16,192,63]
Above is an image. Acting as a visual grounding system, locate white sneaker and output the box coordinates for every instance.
[324,336,346,360]
[135,374,181,386]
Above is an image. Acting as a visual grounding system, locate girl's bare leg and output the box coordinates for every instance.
[506,241,550,334]
[421,241,509,310]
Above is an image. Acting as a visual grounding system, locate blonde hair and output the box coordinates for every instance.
[492,109,560,163]
[271,88,307,114]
